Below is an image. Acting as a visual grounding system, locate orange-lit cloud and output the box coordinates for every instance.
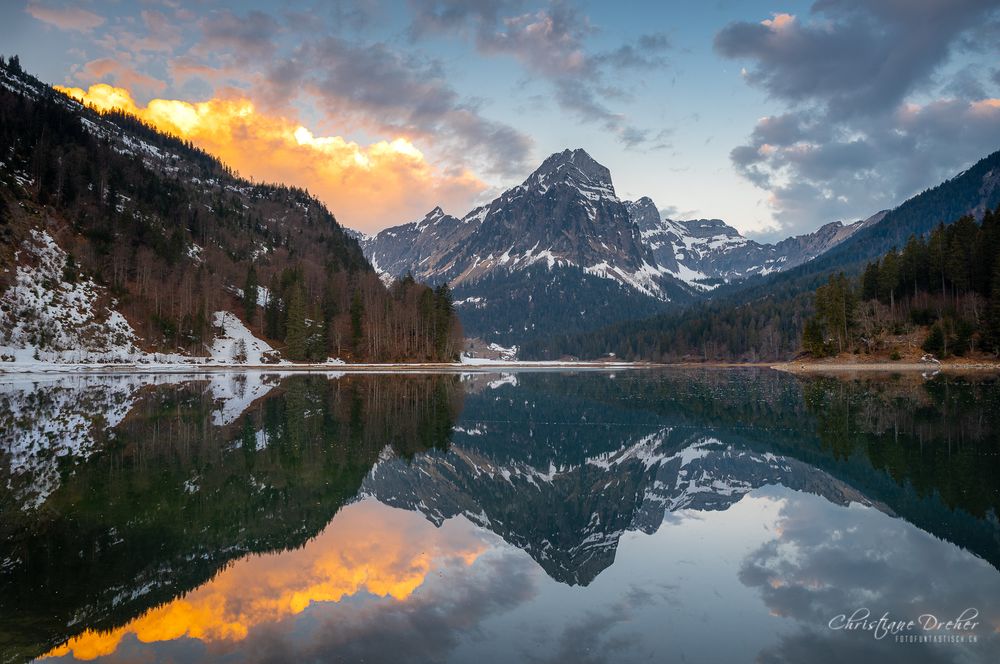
[761,13,795,31]
[55,83,487,232]
[44,501,487,660]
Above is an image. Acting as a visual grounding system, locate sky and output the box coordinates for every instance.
[2,1,1000,238]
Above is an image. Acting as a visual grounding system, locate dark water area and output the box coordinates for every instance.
[1,368,998,663]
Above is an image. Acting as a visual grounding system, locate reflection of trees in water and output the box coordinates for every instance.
[0,373,461,664]
[803,375,1000,519]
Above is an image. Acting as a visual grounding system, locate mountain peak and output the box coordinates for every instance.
[524,148,615,198]
[412,205,449,230]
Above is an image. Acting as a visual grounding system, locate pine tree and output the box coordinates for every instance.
[802,317,826,357]
[877,249,900,309]
[242,264,258,323]
[264,275,282,340]
[285,286,308,360]
[349,289,364,348]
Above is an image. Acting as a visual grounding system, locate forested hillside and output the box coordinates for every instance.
[803,209,1000,359]
[0,57,461,362]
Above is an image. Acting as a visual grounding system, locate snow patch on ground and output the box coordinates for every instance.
[487,343,518,360]
[208,311,276,365]
[0,230,142,361]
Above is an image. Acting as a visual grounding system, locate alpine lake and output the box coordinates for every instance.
[1,368,999,663]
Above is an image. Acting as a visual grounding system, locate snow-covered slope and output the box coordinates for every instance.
[0,230,143,363]
[207,311,278,365]
[0,228,281,367]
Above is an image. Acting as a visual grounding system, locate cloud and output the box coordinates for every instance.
[132,5,533,181]
[73,58,167,97]
[717,2,1000,234]
[34,4,530,221]
[56,83,488,232]
[408,0,672,149]
[730,98,1000,235]
[407,0,522,39]
[284,35,534,179]
[24,0,104,31]
[197,9,282,61]
[715,2,999,116]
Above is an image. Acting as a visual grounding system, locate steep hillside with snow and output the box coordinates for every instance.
[0,57,459,364]
[0,230,141,363]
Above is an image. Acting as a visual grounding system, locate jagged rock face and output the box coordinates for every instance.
[625,197,681,274]
[363,149,682,300]
[361,206,476,284]
[445,149,657,288]
[629,202,887,286]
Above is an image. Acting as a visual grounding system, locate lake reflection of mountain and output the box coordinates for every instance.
[2,369,999,663]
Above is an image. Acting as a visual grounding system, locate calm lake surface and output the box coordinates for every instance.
[1,368,999,663]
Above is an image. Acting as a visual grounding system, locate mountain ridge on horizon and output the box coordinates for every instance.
[357,146,895,345]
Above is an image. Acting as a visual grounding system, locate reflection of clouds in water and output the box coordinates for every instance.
[739,491,1000,663]
[238,549,537,664]
[524,583,658,664]
[45,500,498,661]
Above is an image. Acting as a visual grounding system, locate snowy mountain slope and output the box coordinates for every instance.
[360,149,695,344]
[363,149,688,300]
[358,148,887,345]
[627,195,887,287]
[0,229,141,363]
[0,228,279,367]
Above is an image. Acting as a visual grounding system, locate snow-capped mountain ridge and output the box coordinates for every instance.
[362,149,675,294]
[520,148,618,201]
[627,195,888,286]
